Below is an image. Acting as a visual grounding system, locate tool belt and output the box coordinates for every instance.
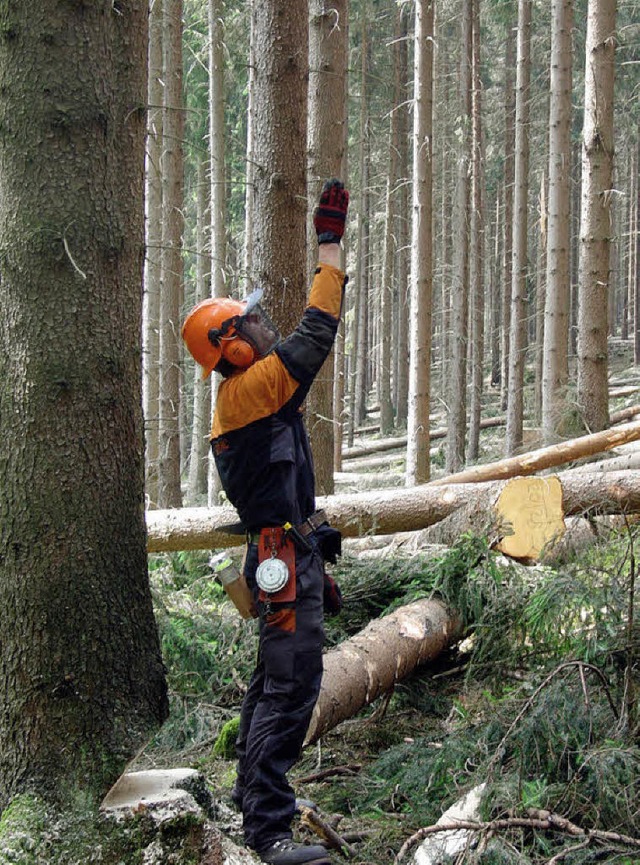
[246,509,328,546]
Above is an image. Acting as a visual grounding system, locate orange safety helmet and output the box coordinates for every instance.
[181,297,256,378]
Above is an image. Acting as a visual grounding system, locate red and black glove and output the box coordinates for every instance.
[313,178,349,245]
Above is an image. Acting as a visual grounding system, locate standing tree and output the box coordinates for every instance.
[252,0,309,335]
[542,0,573,442]
[143,0,164,508]
[158,0,185,507]
[0,0,168,807]
[406,0,434,484]
[307,0,348,494]
[577,0,617,431]
[446,0,472,473]
[505,0,532,455]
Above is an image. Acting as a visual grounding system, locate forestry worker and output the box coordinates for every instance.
[181,179,349,865]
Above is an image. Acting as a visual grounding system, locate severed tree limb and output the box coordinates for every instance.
[393,809,640,864]
[299,806,356,858]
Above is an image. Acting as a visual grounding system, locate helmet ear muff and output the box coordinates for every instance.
[221,336,256,369]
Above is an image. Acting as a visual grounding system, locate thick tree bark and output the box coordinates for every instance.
[0,0,168,806]
[146,469,640,552]
[304,599,463,745]
[252,0,308,335]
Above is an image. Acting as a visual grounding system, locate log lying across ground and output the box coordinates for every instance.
[304,598,462,745]
[146,470,640,553]
[430,420,640,486]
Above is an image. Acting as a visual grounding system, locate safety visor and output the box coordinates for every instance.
[235,288,281,359]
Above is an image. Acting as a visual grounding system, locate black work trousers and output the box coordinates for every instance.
[235,539,325,853]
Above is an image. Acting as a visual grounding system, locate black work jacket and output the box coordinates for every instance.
[210,264,346,532]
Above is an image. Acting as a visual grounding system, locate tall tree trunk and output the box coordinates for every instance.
[187,156,212,503]
[634,136,640,364]
[307,0,348,494]
[445,0,472,474]
[505,0,532,455]
[207,0,227,505]
[379,9,403,437]
[535,170,548,423]
[159,0,185,508]
[252,0,308,335]
[490,191,502,387]
[395,8,410,427]
[143,0,164,509]
[242,0,256,288]
[406,0,435,484]
[542,0,574,442]
[577,0,616,430]
[467,0,485,463]
[500,21,517,412]
[0,0,168,806]
[351,15,370,434]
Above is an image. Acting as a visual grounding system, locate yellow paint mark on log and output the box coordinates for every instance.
[496,476,565,560]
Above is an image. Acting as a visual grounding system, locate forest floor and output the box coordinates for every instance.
[138,348,640,865]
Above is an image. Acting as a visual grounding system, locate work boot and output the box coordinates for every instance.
[257,838,332,865]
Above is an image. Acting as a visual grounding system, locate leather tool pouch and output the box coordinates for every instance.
[257,527,296,604]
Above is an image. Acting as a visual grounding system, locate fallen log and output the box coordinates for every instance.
[429,421,640,486]
[146,471,640,553]
[304,597,462,745]
[417,470,640,554]
[610,404,640,424]
[342,417,505,461]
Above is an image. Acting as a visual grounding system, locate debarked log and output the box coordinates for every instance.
[304,598,462,745]
[146,471,640,553]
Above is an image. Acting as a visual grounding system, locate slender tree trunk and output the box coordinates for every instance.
[535,171,548,423]
[395,13,410,427]
[243,0,256,288]
[379,9,403,436]
[351,16,370,434]
[542,0,574,442]
[406,0,434,484]
[0,0,167,806]
[143,0,164,509]
[468,0,484,463]
[577,0,616,431]
[490,191,502,387]
[307,0,348,494]
[187,157,212,503]
[252,0,308,334]
[446,0,472,474]
[634,136,640,364]
[159,0,184,508]
[505,0,532,455]
[500,21,517,412]
[207,0,227,505]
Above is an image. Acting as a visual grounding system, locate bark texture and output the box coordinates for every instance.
[251,0,308,335]
[0,0,168,806]
[577,0,616,432]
